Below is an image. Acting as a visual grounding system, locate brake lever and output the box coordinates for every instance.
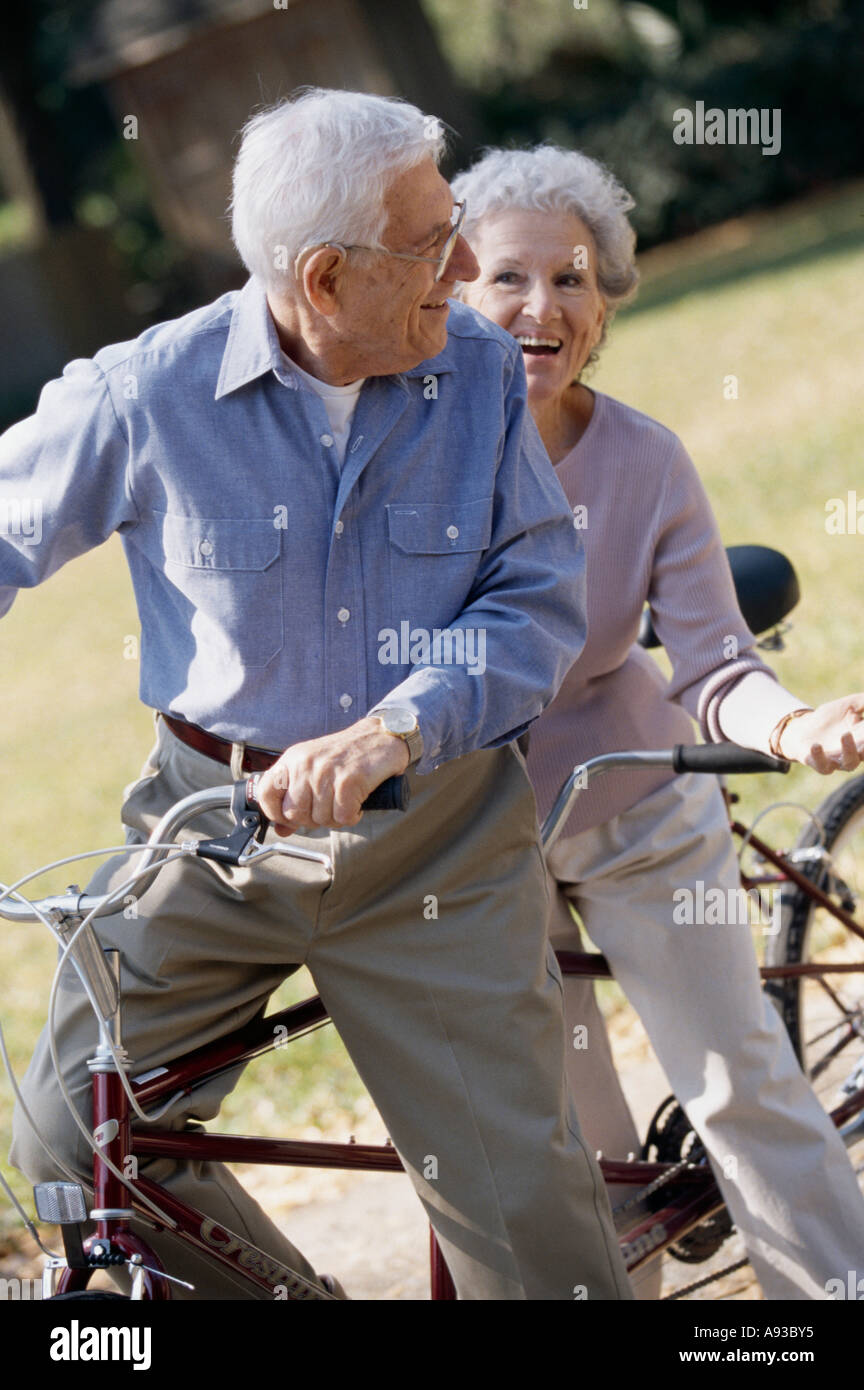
[194,779,269,866]
[195,780,334,877]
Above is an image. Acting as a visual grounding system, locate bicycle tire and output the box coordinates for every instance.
[48,1290,130,1301]
[764,772,864,1148]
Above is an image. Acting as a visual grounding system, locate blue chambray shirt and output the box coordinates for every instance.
[0,277,586,775]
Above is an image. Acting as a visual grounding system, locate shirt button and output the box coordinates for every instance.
[334,520,344,536]
[320,433,334,448]
[337,607,350,624]
[198,539,214,557]
[339,693,353,710]
[446,525,459,540]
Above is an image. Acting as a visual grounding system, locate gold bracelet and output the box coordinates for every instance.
[769,707,813,758]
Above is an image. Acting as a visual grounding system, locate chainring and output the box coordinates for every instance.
[640,1095,734,1264]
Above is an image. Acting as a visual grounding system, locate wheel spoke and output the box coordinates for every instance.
[808,1023,860,1081]
[764,774,864,1188]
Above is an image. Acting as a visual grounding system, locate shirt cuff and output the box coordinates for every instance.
[364,673,450,776]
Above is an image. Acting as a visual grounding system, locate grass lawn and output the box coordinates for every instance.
[2,181,864,1241]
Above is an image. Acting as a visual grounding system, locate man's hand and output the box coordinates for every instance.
[256,717,411,835]
[778,693,864,773]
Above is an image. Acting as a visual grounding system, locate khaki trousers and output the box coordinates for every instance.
[547,770,864,1300]
[11,715,632,1301]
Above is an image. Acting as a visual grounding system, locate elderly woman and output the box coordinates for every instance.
[453,145,864,1300]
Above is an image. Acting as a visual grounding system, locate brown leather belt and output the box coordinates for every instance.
[161,713,282,774]
[162,713,531,774]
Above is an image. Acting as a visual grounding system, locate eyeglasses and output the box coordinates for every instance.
[296,201,467,284]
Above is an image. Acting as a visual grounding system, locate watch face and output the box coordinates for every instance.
[381,709,416,735]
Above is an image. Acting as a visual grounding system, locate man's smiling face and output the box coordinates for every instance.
[332,158,479,377]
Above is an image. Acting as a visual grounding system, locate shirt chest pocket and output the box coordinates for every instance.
[158,512,283,668]
[385,498,493,627]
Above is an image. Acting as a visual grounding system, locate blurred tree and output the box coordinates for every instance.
[0,3,113,228]
[650,0,834,49]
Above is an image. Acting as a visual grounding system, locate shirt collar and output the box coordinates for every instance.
[215,275,459,401]
[214,277,284,400]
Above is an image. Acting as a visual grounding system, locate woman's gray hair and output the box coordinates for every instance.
[231,88,446,289]
[451,145,639,359]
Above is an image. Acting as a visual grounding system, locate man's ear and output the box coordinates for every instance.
[299,246,347,316]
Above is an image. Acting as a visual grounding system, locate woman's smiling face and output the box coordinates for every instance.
[462,208,607,406]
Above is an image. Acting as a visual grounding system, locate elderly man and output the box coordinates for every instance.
[6,89,632,1301]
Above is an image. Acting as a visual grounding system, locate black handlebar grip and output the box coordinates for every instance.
[672,742,790,775]
[360,774,410,812]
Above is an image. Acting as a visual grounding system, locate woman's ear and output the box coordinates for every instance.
[592,296,608,347]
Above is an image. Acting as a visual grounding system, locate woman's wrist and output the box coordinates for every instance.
[716,672,810,756]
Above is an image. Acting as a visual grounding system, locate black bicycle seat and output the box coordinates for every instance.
[637,544,800,650]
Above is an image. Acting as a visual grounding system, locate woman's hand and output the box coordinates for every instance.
[777,693,864,773]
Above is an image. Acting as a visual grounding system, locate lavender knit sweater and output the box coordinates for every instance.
[526,390,783,837]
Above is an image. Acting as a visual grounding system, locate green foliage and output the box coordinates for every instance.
[0,1,190,326]
[423,0,623,86]
[0,201,36,249]
[425,0,864,248]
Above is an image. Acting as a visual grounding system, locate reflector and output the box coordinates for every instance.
[33,1182,87,1224]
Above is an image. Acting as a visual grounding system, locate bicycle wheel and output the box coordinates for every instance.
[764,773,864,1160]
[48,1291,130,1300]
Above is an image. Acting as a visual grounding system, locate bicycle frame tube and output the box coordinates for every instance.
[128,1177,333,1300]
[731,818,864,949]
[617,1191,727,1273]
[131,994,331,1108]
[121,1151,724,1289]
[129,976,864,1166]
[68,980,732,1296]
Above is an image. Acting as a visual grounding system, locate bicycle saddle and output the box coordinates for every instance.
[637,544,800,650]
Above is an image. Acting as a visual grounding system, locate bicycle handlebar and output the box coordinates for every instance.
[541,742,789,853]
[0,745,788,922]
[359,774,411,812]
[671,744,789,775]
[0,774,410,924]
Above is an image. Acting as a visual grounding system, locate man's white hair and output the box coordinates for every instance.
[230,88,446,288]
[451,145,640,340]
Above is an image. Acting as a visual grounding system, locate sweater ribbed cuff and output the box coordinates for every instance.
[696,658,779,744]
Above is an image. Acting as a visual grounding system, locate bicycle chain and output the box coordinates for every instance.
[662,1256,750,1301]
[611,1156,695,1217]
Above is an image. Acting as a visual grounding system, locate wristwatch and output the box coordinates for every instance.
[368,707,424,765]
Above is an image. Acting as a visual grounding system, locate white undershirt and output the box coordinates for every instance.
[282,352,365,465]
